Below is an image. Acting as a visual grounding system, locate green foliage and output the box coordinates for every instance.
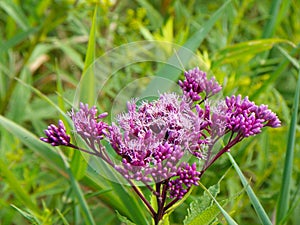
[184,183,222,225]
[0,0,299,224]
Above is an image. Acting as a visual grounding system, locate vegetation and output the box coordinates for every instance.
[0,0,299,224]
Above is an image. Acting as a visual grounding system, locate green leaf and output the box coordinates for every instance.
[277,46,300,69]
[184,183,222,225]
[184,201,224,225]
[116,211,137,225]
[198,182,238,225]
[56,209,70,225]
[0,27,39,53]
[213,38,294,67]
[0,158,39,213]
[251,45,300,100]
[0,115,66,174]
[59,151,96,225]
[227,152,273,225]
[261,0,282,38]
[70,6,98,181]
[11,205,40,225]
[276,68,300,224]
[78,5,98,106]
[0,0,30,30]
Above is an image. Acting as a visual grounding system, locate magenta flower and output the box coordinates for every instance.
[40,120,70,146]
[179,67,222,101]
[225,95,281,137]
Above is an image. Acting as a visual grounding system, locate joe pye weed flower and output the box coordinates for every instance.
[41,67,280,224]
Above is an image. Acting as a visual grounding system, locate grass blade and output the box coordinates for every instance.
[0,115,66,174]
[58,151,96,225]
[276,68,300,224]
[0,0,30,30]
[227,152,273,225]
[0,27,39,54]
[261,0,282,38]
[77,5,97,106]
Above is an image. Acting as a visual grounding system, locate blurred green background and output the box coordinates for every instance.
[0,0,299,224]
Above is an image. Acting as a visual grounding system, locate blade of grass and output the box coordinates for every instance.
[251,44,300,100]
[276,46,300,69]
[77,5,97,106]
[276,68,300,224]
[0,115,66,173]
[213,38,294,67]
[58,150,96,225]
[71,5,96,181]
[0,0,30,30]
[227,152,273,225]
[0,27,39,54]
[11,204,40,224]
[0,77,132,221]
[56,209,70,225]
[261,0,282,38]
[143,0,232,96]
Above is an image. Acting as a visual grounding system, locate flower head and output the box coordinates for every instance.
[168,163,200,199]
[40,120,70,146]
[225,95,281,137]
[109,93,206,183]
[69,102,109,140]
[179,67,222,101]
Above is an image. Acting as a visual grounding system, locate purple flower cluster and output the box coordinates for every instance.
[108,93,204,184]
[69,102,109,141]
[168,163,200,199]
[41,67,281,222]
[225,95,281,137]
[41,120,70,146]
[179,67,222,101]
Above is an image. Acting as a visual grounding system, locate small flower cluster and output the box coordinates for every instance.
[41,120,70,146]
[41,67,281,223]
[179,67,222,101]
[168,163,200,199]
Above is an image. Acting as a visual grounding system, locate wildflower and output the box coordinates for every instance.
[40,67,281,225]
[69,102,109,140]
[225,95,281,137]
[168,163,200,199]
[179,67,222,101]
[40,120,70,146]
[108,93,206,183]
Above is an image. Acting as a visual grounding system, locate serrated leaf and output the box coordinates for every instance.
[184,183,220,225]
[199,182,238,225]
[116,211,137,225]
[184,201,223,225]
